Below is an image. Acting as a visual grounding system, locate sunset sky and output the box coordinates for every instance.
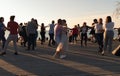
[0,0,119,28]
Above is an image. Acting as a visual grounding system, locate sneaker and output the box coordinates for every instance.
[101,50,104,56]
[60,55,67,59]
[14,52,18,55]
[0,52,6,56]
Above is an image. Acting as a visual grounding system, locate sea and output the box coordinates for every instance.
[5,29,118,40]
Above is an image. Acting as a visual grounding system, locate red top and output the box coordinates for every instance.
[72,28,78,35]
[7,21,19,35]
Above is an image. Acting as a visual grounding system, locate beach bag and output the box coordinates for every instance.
[112,45,120,56]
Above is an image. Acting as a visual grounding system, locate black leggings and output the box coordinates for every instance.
[81,33,87,46]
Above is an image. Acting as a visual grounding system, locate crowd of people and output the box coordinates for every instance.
[0,15,119,58]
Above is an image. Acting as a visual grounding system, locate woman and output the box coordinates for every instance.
[0,17,6,49]
[59,19,68,58]
[53,19,68,58]
[48,20,55,46]
[72,25,78,44]
[40,23,46,44]
[102,16,114,55]
[53,19,62,57]
[89,23,95,42]
[94,18,104,53]
[80,22,90,46]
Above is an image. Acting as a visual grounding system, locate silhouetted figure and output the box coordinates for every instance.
[34,19,38,47]
[0,15,19,55]
[0,17,6,49]
[89,23,95,42]
[48,20,55,46]
[27,18,37,50]
[40,23,46,44]
[22,23,28,47]
[71,25,78,44]
[94,18,104,53]
[77,24,81,40]
[80,22,90,46]
[19,23,24,45]
[69,30,73,43]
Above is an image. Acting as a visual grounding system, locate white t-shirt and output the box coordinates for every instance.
[94,23,103,33]
[104,22,114,31]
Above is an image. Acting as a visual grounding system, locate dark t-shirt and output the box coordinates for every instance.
[7,21,19,35]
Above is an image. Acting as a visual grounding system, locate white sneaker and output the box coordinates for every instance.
[60,55,67,59]
[101,50,104,56]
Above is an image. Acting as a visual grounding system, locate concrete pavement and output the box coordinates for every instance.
[0,41,120,76]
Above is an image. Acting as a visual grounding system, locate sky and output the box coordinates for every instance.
[0,0,119,28]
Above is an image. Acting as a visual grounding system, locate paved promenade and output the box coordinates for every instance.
[0,40,120,76]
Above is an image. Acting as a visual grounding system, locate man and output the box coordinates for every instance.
[26,18,37,50]
[0,15,19,55]
[48,20,55,46]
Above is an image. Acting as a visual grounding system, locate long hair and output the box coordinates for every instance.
[106,16,112,23]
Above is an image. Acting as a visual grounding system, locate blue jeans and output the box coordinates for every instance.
[81,33,87,46]
[104,30,114,52]
[96,33,103,51]
[0,32,6,49]
[49,33,55,45]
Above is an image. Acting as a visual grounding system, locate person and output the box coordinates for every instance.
[34,19,38,47]
[94,18,104,53]
[53,19,62,57]
[71,25,78,44]
[26,18,38,50]
[80,22,90,46]
[77,24,81,40]
[48,20,55,46]
[0,17,6,49]
[93,19,99,43]
[40,23,46,45]
[59,19,68,58]
[89,23,95,42]
[0,15,19,55]
[69,30,73,43]
[118,27,120,41]
[102,16,114,55]
[18,23,24,45]
[21,23,28,47]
